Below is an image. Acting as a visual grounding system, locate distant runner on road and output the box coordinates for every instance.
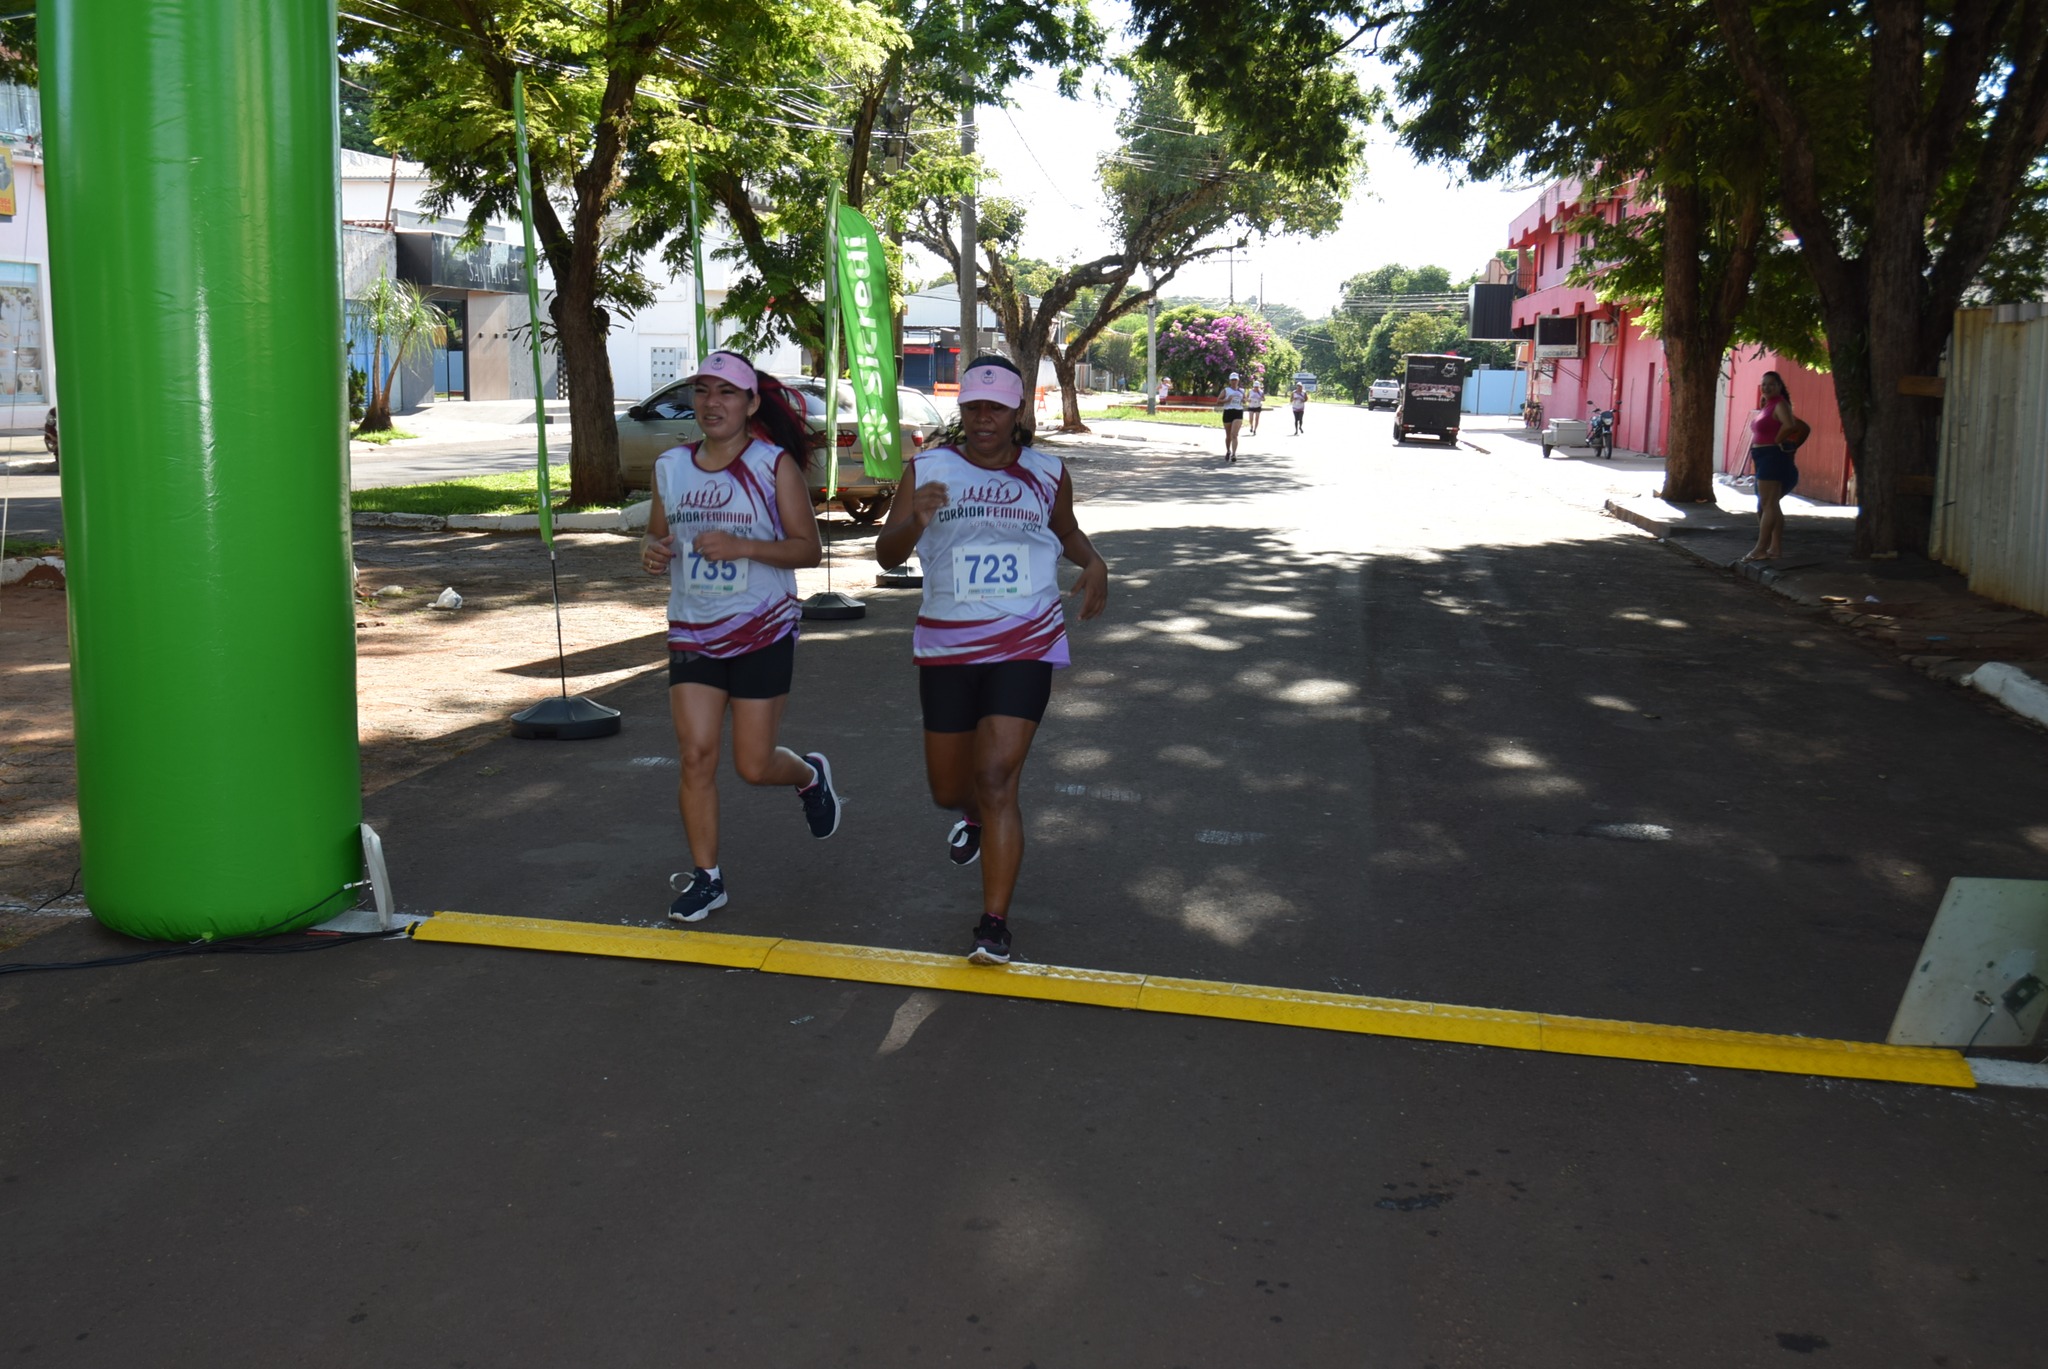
[1290,381,1307,434]
[1246,377,1265,435]
[875,355,1110,965]
[641,350,842,925]
[1219,371,1246,463]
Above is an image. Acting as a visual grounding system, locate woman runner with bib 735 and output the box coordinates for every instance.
[876,356,1109,965]
[642,351,842,925]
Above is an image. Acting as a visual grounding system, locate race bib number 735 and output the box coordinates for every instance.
[952,543,1032,601]
[683,550,749,597]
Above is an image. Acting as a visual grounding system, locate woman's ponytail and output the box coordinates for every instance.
[751,372,813,462]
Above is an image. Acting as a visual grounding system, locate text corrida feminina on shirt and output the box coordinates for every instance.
[913,448,1070,666]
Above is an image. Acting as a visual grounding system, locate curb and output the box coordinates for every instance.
[1606,496,2048,731]
[353,501,649,535]
[0,555,64,588]
[1960,661,2048,728]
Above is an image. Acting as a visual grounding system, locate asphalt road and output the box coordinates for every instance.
[6,406,2046,1367]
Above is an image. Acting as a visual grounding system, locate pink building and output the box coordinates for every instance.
[1503,179,1852,503]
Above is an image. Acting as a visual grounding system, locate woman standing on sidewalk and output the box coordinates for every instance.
[875,355,1110,965]
[1741,371,1810,563]
[1218,371,1246,463]
[641,350,842,924]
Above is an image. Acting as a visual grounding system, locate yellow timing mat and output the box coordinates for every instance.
[411,911,1975,1089]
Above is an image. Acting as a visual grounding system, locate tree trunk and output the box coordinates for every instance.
[553,291,622,506]
[1051,349,1089,433]
[1848,294,1943,555]
[1659,331,1719,502]
[360,345,397,432]
[1011,332,1043,426]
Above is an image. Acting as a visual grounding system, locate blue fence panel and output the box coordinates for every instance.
[1461,368,1527,414]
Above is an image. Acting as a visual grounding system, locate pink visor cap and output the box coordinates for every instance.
[690,351,758,394]
[958,363,1025,409]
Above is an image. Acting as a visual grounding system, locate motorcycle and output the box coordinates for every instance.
[1588,406,1617,459]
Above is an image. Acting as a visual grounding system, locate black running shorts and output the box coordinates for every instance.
[918,660,1054,733]
[668,633,796,699]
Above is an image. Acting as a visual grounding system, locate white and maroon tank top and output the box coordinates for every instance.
[655,438,799,658]
[912,445,1070,666]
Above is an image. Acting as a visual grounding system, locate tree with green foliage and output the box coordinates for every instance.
[1712,0,2048,555]
[338,59,381,157]
[1091,328,1139,387]
[1318,265,1462,398]
[1390,0,1796,503]
[912,61,1357,430]
[349,272,447,433]
[699,0,1100,365]
[0,18,33,84]
[1264,335,1304,391]
[1154,305,1279,393]
[343,0,895,506]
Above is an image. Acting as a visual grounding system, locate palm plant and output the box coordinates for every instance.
[350,270,447,432]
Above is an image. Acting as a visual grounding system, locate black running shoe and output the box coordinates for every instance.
[666,868,727,923]
[968,913,1012,966]
[947,818,982,866]
[798,751,841,838]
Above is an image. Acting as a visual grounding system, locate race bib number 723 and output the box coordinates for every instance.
[952,543,1032,601]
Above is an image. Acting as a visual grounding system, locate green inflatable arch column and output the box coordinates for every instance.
[44,0,363,940]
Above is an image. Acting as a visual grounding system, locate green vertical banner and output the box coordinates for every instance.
[686,154,711,361]
[822,184,843,501]
[510,71,554,550]
[834,204,903,480]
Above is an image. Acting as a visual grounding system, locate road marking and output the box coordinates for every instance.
[1968,1058,2048,1089]
[410,911,1976,1089]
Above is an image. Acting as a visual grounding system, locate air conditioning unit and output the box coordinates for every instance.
[1588,318,1619,345]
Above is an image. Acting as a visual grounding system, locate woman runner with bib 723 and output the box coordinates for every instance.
[641,351,843,924]
[875,356,1109,965]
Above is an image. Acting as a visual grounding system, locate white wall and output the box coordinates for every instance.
[339,159,807,400]
[1,151,53,426]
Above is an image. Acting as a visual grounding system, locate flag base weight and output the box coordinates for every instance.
[875,557,923,589]
[509,694,623,740]
[801,591,867,621]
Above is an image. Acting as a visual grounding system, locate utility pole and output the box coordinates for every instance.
[1145,270,1158,416]
[957,0,977,379]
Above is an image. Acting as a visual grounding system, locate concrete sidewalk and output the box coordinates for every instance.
[1606,486,2048,729]
[1456,413,2048,730]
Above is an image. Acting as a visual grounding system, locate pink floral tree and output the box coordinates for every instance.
[1158,310,1277,394]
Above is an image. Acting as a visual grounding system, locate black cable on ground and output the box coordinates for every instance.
[25,868,79,915]
[0,883,397,977]
[0,928,397,977]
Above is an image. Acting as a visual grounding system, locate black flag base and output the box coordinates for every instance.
[510,694,623,740]
[800,590,867,621]
[875,556,923,589]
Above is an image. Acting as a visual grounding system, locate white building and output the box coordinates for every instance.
[0,84,50,436]
[339,149,800,412]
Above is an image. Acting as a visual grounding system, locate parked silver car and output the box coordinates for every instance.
[782,379,948,524]
[616,378,946,525]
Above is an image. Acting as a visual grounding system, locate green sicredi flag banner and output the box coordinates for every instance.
[833,204,902,481]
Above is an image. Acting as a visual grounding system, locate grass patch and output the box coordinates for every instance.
[3,537,60,558]
[351,465,622,518]
[1102,405,1224,427]
[350,427,420,446]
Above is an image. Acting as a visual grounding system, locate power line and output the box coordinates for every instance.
[1000,106,1087,215]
